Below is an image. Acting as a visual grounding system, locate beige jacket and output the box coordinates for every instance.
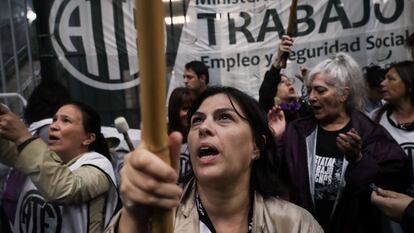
[106,180,323,233]
[0,137,115,232]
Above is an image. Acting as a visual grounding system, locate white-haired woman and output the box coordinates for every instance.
[270,53,411,233]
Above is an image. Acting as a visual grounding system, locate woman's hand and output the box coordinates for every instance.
[371,188,414,222]
[118,132,183,233]
[294,65,309,83]
[274,35,294,68]
[267,106,286,140]
[336,128,363,163]
[0,104,32,145]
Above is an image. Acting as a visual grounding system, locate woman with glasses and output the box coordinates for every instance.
[259,35,311,124]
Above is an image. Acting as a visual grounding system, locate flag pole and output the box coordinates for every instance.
[134,0,173,232]
[280,0,298,68]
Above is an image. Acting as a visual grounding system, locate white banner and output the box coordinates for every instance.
[170,0,414,99]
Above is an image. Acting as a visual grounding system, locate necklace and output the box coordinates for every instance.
[386,111,414,131]
[397,121,414,130]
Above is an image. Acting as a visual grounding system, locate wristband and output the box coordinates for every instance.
[17,137,38,152]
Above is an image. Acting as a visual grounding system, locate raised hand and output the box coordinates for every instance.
[118,132,183,233]
[267,106,286,140]
[336,128,363,163]
[274,35,294,68]
[294,65,309,83]
[0,104,31,145]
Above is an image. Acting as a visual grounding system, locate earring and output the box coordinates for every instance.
[253,151,260,160]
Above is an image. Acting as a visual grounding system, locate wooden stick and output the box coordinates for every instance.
[280,0,298,68]
[134,0,173,232]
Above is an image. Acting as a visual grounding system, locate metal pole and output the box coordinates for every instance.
[23,0,36,87]
[168,0,175,44]
[7,0,22,93]
[0,93,27,106]
[182,0,187,21]
[0,38,8,103]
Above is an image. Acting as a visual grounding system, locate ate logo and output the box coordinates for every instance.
[49,0,140,90]
[401,142,414,161]
[18,190,62,233]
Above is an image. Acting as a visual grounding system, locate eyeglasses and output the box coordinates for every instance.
[279,77,295,85]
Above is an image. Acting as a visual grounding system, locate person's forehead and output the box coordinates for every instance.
[184,68,197,75]
[57,104,80,115]
[197,94,242,114]
[191,93,251,125]
[386,68,399,77]
[309,73,333,86]
[200,94,232,108]
[55,105,83,121]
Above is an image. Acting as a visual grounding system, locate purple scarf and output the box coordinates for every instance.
[2,169,26,224]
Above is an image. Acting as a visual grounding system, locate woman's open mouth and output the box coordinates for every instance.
[198,146,219,158]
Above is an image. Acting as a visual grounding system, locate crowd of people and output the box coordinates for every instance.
[0,32,413,233]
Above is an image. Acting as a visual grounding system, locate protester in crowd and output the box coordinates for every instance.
[107,86,323,233]
[371,188,414,233]
[0,80,71,232]
[24,80,71,141]
[259,35,311,123]
[368,36,414,233]
[183,60,209,95]
[168,87,197,181]
[168,87,197,139]
[372,61,414,187]
[370,61,414,232]
[363,65,386,113]
[0,102,118,233]
[269,52,411,232]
